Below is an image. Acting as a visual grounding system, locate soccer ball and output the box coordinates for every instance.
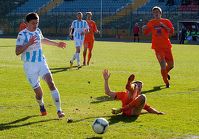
[92,118,109,134]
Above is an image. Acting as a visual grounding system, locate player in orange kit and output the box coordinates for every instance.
[19,19,26,32]
[142,6,174,88]
[83,12,99,66]
[103,69,164,116]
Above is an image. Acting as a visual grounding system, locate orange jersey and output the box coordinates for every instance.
[116,91,150,116]
[84,20,97,42]
[19,22,26,32]
[144,18,174,50]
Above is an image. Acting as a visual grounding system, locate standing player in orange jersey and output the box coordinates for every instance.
[142,6,174,88]
[103,69,164,117]
[19,19,27,32]
[83,12,99,66]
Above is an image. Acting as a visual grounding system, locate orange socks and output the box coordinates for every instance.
[161,69,169,85]
[87,50,92,65]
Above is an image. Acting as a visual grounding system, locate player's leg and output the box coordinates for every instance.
[70,40,78,67]
[87,41,94,65]
[43,73,65,118]
[165,49,174,80]
[130,94,146,116]
[40,62,65,118]
[155,50,170,87]
[76,46,81,67]
[83,42,88,65]
[24,62,47,116]
[34,86,47,116]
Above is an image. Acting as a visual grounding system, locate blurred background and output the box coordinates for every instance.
[0,0,198,42]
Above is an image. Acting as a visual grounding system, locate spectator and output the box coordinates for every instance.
[132,23,140,42]
[179,26,187,44]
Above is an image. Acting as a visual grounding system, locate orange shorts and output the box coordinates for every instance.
[155,48,174,63]
[84,40,94,49]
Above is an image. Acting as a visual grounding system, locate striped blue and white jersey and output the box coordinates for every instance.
[71,20,89,40]
[16,28,45,62]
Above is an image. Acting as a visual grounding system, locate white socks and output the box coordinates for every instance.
[71,53,80,65]
[36,98,44,106]
[71,53,76,62]
[51,89,62,112]
[76,53,80,65]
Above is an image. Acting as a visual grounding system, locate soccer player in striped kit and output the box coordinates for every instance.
[16,12,66,118]
[69,12,89,68]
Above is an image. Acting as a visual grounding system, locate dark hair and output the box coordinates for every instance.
[25,12,39,22]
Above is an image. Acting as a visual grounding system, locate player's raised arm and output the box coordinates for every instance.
[102,69,116,99]
[41,38,66,48]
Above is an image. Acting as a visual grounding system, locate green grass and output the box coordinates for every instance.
[0,38,199,139]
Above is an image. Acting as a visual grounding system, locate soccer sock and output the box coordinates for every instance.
[51,89,62,112]
[76,53,80,65]
[161,69,169,84]
[83,51,86,64]
[166,65,172,74]
[71,53,76,62]
[87,50,92,64]
[36,98,44,106]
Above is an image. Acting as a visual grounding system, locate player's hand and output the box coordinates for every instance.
[103,69,111,81]
[127,74,135,83]
[142,25,147,31]
[160,22,166,27]
[57,42,66,48]
[81,31,84,35]
[69,33,73,38]
[112,108,122,114]
[27,35,37,46]
[96,30,100,34]
[69,34,73,40]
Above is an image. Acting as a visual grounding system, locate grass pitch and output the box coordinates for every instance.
[0,38,199,139]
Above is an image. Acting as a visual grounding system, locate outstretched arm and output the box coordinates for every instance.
[41,38,66,48]
[102,69,116,99]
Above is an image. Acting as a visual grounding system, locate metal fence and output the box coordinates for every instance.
[0,9,199,40]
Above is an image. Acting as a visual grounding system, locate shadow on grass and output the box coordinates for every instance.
[71,114,139,125]
[108,114,138,125]
[0,115,59,131]
[86,137,103,139]
[91,85,166,104]
[90,96,114,104]
[50,66,82,74]
[0,45,14,48]
[142,85,166,94]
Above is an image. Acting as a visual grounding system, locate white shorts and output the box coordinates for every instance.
[74,40,84,47]
[23,61,51,89]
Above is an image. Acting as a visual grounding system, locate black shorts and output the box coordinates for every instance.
[134,34,139,37]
